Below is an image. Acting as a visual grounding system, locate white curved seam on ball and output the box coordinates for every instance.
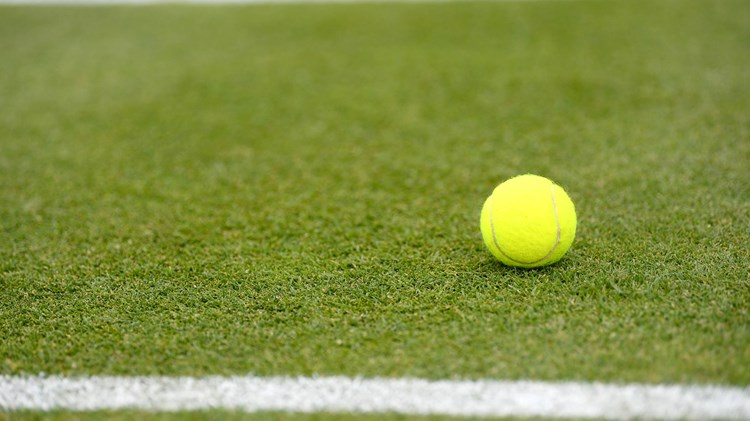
[541,183,562,262]
[489,182,561,266]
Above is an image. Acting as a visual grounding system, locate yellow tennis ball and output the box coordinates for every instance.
[480,174,577,268]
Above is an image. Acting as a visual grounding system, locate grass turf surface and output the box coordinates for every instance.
[3,412,605,421]
[1,0,749,400]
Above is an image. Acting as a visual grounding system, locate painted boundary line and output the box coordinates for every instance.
[1,375,750,419]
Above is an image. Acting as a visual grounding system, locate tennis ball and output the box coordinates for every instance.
[480,174,576,268]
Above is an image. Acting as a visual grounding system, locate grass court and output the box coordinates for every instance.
[1,0,749,418]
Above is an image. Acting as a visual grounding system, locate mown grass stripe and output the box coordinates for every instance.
[2,375,749,419]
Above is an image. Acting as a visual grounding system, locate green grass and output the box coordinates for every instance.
[1,0,749,398]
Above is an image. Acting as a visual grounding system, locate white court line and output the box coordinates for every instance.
[1,375,749,419]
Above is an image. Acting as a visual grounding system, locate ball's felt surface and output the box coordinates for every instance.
[480,174,576,268]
